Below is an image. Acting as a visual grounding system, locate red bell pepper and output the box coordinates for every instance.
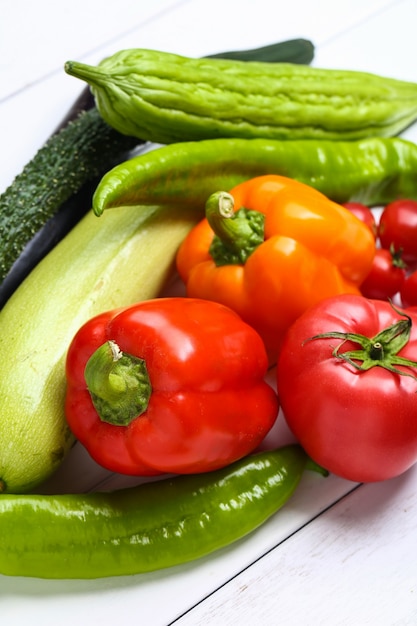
[65,297,278,475]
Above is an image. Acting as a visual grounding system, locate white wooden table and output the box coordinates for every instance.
[1,1,417,624]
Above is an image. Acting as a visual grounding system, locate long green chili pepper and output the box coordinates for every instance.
[0,445,326,579]
[93,136,417,216]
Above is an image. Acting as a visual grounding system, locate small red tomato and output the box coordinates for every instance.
[360,247,406,300]
[378,199,417,264]
[400,270,417,308]
[342,202,377,238]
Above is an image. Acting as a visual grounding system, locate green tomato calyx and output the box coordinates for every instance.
[206,191,265,266]
[307,305,417,380]
[389,243,407,269]
[84,340,152,426]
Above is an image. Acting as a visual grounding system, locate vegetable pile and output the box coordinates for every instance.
[1,39,417,580]
[0,39,310,308]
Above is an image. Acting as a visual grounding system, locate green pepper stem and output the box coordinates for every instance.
[206,191,265,266]
[305,457,329,477]
[84,340,152,426]
[206,191,244,248]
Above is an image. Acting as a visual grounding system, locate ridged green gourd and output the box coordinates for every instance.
[65,48,417,144]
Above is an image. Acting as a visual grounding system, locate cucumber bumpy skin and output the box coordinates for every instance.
[64,49,417,144]
[0,203,199,494]
[0,108,139,287]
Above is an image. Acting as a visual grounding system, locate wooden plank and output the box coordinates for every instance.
[173,464,417,625]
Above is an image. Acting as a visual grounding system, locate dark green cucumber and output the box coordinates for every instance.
[207,38,315,64]
[0,108,139,292]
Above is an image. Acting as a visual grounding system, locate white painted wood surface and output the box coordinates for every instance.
[1,1,417,623]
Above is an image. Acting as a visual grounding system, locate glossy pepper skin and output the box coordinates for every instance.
[0,445,326,579]
[92,137,417,217]
[65,297,278,475]
[176,175,376,359]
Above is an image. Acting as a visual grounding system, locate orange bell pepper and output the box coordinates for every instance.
[176,175,376,360]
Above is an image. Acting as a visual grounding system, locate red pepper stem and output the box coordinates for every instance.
[84,340,152,426]
[206,191,265,266]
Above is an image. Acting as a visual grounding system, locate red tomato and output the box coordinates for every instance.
[360,247,406,300]
[342,202,377,238]
[378,199,417,264]
[400,270,417,308]
[277,294,417,482]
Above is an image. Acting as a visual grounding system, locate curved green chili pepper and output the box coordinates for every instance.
[93,136,417,216]
[0,445,326,579]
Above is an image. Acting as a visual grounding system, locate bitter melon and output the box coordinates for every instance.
[65,48,417,144]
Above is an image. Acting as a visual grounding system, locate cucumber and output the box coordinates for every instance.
[0,108,139,293]
[0,180,98,307]
[206,38,314,64]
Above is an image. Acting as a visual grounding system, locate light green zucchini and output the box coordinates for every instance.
[0,204,199,494]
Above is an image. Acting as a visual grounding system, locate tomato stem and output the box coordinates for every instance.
[389,243,407,269]
[84,340,152,425]
[369,341,384,360]
[306,305,417,380]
